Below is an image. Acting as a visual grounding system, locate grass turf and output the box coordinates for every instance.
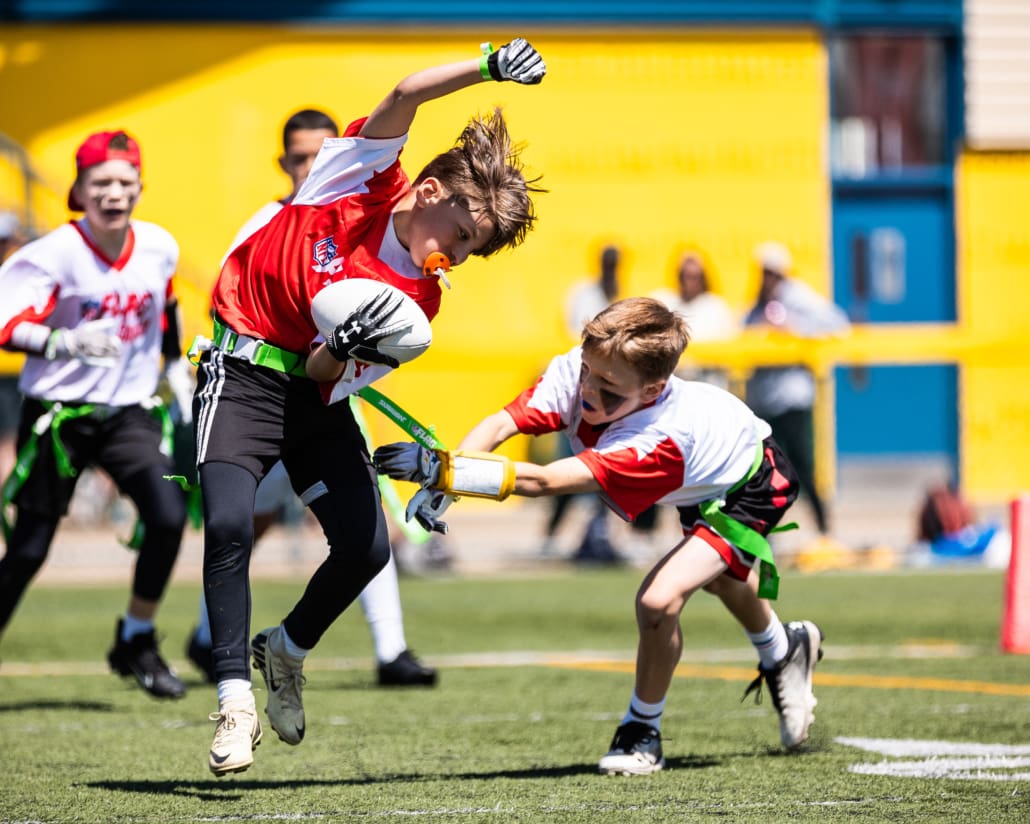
[1,566,1028,822]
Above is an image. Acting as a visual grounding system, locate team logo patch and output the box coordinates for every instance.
[312,236,340,273]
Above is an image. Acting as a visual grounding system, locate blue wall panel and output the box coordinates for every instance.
[2,1,963,27]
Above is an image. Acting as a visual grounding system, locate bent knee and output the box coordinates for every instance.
[636,589,684,627]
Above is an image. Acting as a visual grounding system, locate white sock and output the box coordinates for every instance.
[120,614,154,641]
[746,612,789,668]
[621,691,666,731]
[280,625,309,660]
[358,552,407,664]
[217,678,253,706]
[194,592,212,647]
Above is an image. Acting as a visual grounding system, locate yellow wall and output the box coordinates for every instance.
[956,152,1030,501]
[0,25,829,451]
[5,25,1029,503]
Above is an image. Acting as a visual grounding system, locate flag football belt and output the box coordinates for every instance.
[0,398,173,544]
[698,440,795,601]
[210,317,308,378]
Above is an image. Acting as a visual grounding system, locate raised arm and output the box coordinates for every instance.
[360,39,546,140]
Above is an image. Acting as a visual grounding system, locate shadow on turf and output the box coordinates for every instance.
[0,699,115,713]
[82,755,723,800]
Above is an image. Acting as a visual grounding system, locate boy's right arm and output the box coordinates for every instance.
[359,39,546,140]
[456,409,521,452]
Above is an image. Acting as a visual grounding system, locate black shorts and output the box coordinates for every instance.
[13,397,174,518]
[194,349,366,496]
[677,437,800,573]
[0,375,22,434]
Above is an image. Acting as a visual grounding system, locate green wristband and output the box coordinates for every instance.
[479,42,495,80]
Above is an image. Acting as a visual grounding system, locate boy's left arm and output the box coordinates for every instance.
[360,39,546,140]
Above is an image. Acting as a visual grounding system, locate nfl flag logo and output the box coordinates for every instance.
[313,236,338,268]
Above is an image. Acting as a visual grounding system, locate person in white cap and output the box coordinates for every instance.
[743,241,850,539]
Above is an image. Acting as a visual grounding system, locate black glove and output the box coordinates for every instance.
[406,486,454,535]
[325,290,405,368]
[373,442,440,485]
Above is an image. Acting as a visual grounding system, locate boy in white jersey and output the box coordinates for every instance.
[195,39,545,775]
[0,130,193,699]
[374,297,824,774]
[185,108,436,689]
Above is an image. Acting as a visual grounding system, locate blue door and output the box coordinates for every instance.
[831,183,957,458]
[828,33,959,466]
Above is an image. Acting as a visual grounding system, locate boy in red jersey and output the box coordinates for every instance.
[185,108,437,691]
[196,39,546,775]
[375,297,824,774]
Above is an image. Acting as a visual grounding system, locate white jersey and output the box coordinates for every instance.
[0,219,179,406]
[504,346,771,520]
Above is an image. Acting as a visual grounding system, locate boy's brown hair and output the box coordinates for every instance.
[582,297,690,384]
[414,107,543,257]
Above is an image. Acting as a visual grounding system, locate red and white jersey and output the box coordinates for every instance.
[211,118,444,361]
[505,347,772,521]
[0,219,178,406]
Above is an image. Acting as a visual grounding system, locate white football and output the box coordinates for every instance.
[310,278,432,365]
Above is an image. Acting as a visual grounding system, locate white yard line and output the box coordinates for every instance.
[0,641,985,678]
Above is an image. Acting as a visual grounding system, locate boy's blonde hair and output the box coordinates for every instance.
[582,297,690,384]
[415,107,543,257]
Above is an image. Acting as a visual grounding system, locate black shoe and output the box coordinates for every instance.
[376,649,438,687]
[598,721,665,775]
[186,630,217,684]
[107,619,186,699]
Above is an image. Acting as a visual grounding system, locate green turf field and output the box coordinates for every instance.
[1,567,1028,822]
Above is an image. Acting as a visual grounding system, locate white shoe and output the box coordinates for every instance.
[251,626,306,745]
[744,620,824,749]
[208,695,262,776]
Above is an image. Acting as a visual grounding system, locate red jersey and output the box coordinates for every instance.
[211,118,443,354]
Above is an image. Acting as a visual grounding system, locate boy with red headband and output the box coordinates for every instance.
[0,129,193,699]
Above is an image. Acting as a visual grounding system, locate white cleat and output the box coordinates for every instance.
[744,620,824,750]
[251,626,306,745]
[208,695,262,776]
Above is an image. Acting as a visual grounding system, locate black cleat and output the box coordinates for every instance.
[377,649,438,687]
[107,619,186,699]
[598,722,665,775]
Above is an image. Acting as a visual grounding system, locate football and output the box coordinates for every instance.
[310,278,432,365]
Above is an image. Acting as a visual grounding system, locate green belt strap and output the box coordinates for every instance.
[1,402,96,542]
[349,395,431,546]
[211,318,308,378]
[698,441,796,601]
[357,386,445,451]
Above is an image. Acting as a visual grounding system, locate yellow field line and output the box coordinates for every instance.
[4,652,1030,698]
[553,660,1030,697]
